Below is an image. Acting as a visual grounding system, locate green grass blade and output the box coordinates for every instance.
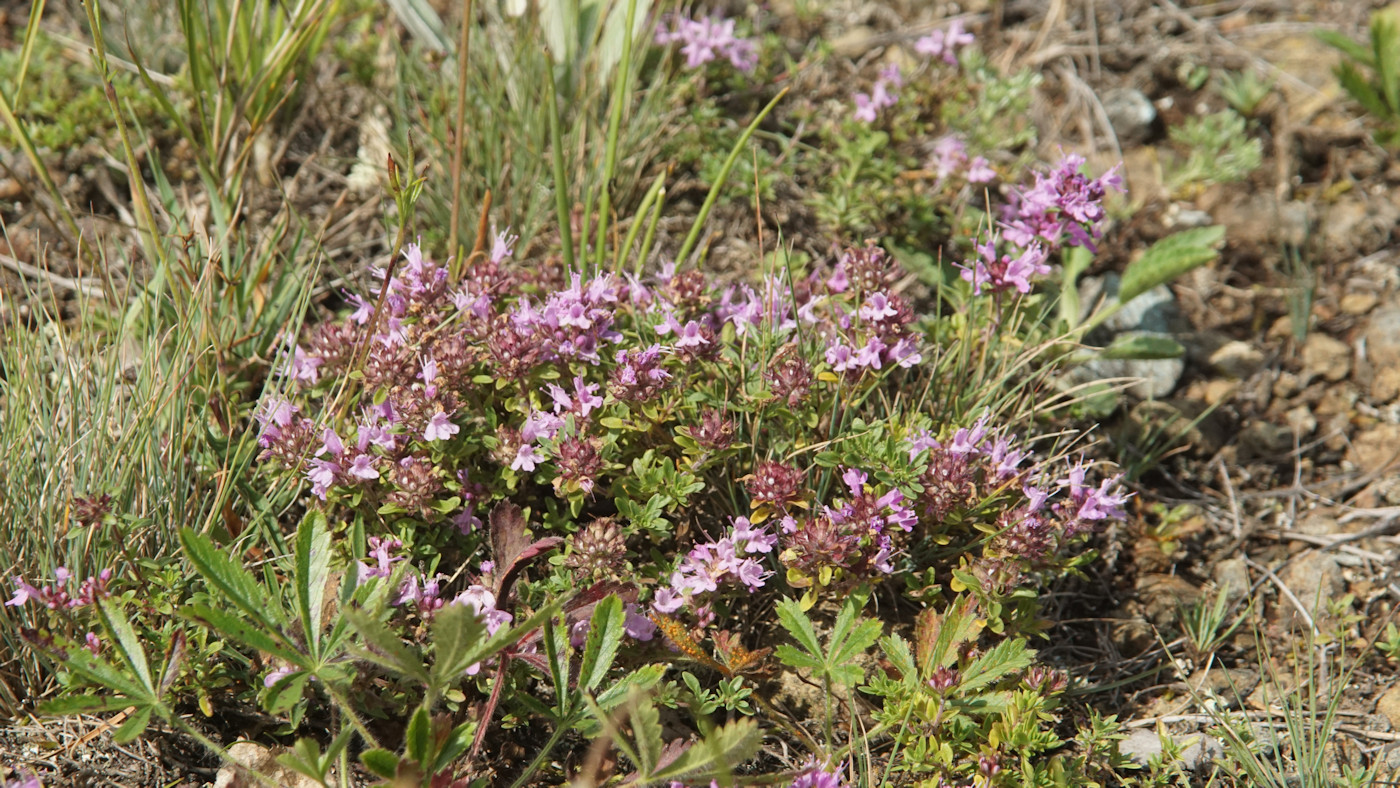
[676,87,789,265]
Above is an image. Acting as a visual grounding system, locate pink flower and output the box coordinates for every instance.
[423,411,459,442]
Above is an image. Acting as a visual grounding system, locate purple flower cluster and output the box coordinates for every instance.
[820,247,923,375]
[853,64,903,123]
[914,20,974,65]
[779,467,915,583]
[651,517,776,616]
[1000,153,1124,253]
[957,233,1051,297]
[511,272,625,365]
[790,761,847,788]
[905,416,1129,569]
[654,11,758,72]
[929,135,995,186]
[7,567,113,610]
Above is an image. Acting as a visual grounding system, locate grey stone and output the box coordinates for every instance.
[1119,729,1224,771]
[1209,340,1266,379]
[1178,734,1226,771]
[1365,306,1400,370]
[1102,88,1158,144]
[1118,729,1165,766]
[1213,557,1251,604]
[1076,347,1185,399]
[1278,552,1345,621]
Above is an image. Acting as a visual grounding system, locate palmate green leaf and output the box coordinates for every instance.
[277,730,353,786]
[594,663,667,712]
[579,595,625,692]
[879,634,919,687]
[958,638,1036,694]
[830,615,883,668]
[345,608,430,686]
[179,527,281,629]
[112,705,154,744]
[651,717,761,784]
[1117,226,1224,305]
[40,694,138,715]
[62,646,152,702]
[430,596,566,691]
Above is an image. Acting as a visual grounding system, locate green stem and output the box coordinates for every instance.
[614,170,666,273]
[593,0,639,272]
[545,59,575,271]
[508,712,577,788]
[448,0,477,281]
[676,87,789,266]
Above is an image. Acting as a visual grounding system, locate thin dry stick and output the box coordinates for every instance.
[1217,459,1243,539]
[1243,557,1319,638]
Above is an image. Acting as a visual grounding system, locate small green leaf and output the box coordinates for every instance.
[579,595,625,692]
[179,528,279,628]
[1117,225,1224,304]
[1315,29,1374,66]
[1097,333,1185,360]
[360,748,400,779]
[112,705,154,744]
[293,510,333,658]
[345,609,430,686]
[405,705,432,764]
[96,600,153,694]
[775,598,823,660]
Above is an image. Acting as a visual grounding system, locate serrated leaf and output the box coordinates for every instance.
[1097,333,1185,360]
[880,634,918,685]
[96,600,153,694]
[360,748,400,779]
[40,694,135,715]
[428,603,487,691]
[294,511,333,658]
[267,672,312,715]
[345,608,430,686]
[775,598,822,660]
[830,618,883,668]
[405,705,432,764]
[630,693,664,774]
[959,638,1036,694]
[652,717,760,782]
[773,645,822,671]
[578,595,625,692]
[180,603,303,665]
[595,663,666,711]
[112,705,154,744]
[62,647,150,701]
[1336,61,1393,119]
[179,528,278,628]
[1117,226,1224,304]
